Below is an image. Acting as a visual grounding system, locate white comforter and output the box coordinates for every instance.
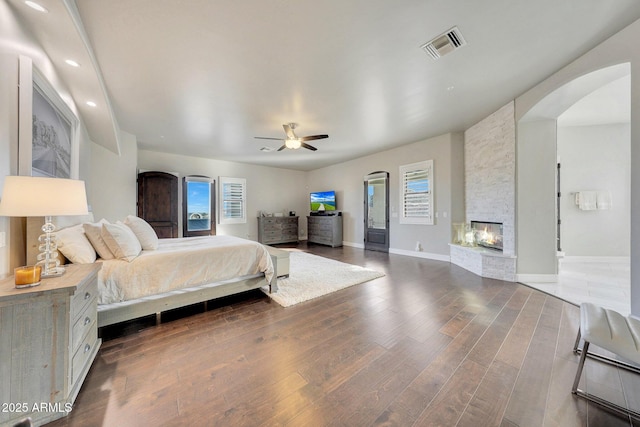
[97,235,274,304]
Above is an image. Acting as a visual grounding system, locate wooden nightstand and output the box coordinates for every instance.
[0,263,101,426]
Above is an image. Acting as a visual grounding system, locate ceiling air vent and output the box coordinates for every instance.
[421,26,467,60]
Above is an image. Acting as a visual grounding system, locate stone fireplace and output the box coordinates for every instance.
[449,102,517,281]
[471,221,503,252]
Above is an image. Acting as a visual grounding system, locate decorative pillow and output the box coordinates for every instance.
[124,215,159,250]
[83,219,115,260]
[54,224,97,264]
[101,222,142,262]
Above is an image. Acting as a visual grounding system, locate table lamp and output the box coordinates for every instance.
[0,175,89,278]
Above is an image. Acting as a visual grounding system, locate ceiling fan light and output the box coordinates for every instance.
[285,139,301,149]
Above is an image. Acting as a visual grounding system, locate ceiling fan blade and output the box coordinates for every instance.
[283,123,296,139]
[277,144,287,151]
[255,136,285,141]
[299,134,328,142]
[301,142,317,151]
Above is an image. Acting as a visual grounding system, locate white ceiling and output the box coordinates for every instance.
[8,0,640,171]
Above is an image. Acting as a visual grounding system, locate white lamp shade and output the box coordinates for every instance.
[0,176,89,217]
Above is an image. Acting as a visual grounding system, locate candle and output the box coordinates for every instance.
[14,265,42,288]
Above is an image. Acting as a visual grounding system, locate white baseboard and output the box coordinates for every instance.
[389,248,450,262]
[341,242,451,262]
[560,256,630,264]
[342,241,364,249]
[517,274,558,283]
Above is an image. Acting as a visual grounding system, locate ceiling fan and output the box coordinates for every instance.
[255,123,328,151]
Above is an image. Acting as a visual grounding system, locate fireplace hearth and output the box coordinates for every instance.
[471,221,503,251]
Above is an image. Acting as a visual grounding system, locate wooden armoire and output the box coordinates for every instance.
[137,171,178,238]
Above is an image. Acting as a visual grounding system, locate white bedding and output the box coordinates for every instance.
[97,235,274,304]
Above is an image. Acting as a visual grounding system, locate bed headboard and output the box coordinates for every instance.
[26,214,95,265]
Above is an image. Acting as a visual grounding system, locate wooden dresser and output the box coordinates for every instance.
[257,216,299,244]
[307,214,343,247]
[0,263,101,426]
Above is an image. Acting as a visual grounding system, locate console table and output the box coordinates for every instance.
[0,263,101,426]
[258,216,299,244]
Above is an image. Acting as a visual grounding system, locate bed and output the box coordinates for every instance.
[96,235,278,327]
[28,215,278,328]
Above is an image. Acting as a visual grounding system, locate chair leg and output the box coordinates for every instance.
[572,341,589,393]
[573,328,582,354]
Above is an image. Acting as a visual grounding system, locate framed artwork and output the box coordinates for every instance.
[18,56,79,178]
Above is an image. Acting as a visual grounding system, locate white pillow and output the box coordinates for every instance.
[83,219,115,260]
[101,222,142,262]
[124,215,159,250]
[55,224,97,264]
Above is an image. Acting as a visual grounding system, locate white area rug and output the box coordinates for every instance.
[262,251,385,307]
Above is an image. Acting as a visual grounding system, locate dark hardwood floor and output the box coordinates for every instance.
[46,243,638,426]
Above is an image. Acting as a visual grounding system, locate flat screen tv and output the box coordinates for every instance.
[310,190,336,211]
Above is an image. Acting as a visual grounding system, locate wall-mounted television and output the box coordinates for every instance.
[310,190,337,211]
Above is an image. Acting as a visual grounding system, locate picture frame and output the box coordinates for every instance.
[18,56,79,178]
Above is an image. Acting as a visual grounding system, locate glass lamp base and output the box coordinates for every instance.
[15,281,41,289]
[41,266,66,278]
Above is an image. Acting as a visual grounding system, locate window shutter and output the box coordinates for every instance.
[219,177,246,224]
[223,182,244,218]
[399,160,433,225]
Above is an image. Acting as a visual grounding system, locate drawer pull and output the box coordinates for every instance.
[84,316,91,326]
[84,292,91,300]
[84,344,91,353]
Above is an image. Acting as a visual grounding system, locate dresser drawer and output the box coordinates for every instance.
[71,279,98,322]
[71,325,98,385]
[71,297,97,353]
[258,216,299,244]
[263,229,280,238]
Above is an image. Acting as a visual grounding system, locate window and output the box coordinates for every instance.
[219,177,246,224]
[182,175,215,237]
[399,160,433,225]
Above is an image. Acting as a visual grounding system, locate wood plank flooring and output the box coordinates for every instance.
[46,243,639,426]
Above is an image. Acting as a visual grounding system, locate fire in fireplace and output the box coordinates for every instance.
[471,221,503,251]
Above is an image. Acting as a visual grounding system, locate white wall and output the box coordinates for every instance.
[516,119,558,276]
[89,131,138,221]
[0,54,19,277]
[307,133,465,259]
[138,150,308,241]
[558,123,630,256]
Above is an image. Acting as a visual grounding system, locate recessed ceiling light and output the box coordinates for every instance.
[65,59,80,67]
[86,101,97,107]
[25,1,48,13]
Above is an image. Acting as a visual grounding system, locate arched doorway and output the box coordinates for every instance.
[517,63,631,313]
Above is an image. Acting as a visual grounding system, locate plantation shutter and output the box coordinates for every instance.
[219,177,246,224]
[399,160,433,225]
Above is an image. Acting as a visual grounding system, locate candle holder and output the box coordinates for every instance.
[14,265,42,289]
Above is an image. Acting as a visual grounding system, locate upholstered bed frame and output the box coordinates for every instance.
[97,261,278,327]
[27,215,278,328]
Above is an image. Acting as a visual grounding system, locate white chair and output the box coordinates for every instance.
[572,303,640,419]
